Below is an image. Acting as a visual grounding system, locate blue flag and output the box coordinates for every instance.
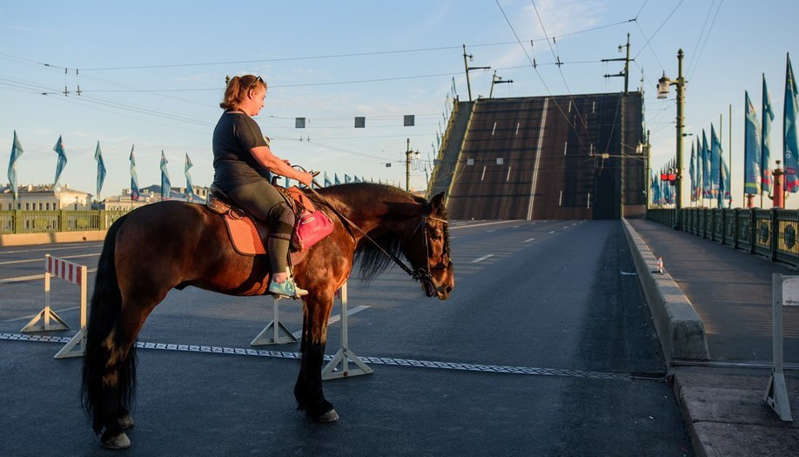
[53,135,67,188]
[702,130,710,199]
[689,142,696,201]
[184,153,194,200]
[160,150,171,200]
[744,91,762,195]
[7,130,23,200]
[344,174,351,184]
[323,171,332,187]
[722,156,732,206]
[334,173,341,185]
[695,137,703,201]
[129,145,140,201]
[784,53,799,193]
[95,141,106,200]
[711,124,722,203]
[762,74,775,194]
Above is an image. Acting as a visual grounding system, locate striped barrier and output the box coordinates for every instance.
[20,254,88,359]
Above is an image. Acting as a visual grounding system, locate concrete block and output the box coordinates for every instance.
[0,230,107,247]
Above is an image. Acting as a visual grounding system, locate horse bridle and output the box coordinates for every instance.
[306,181,451,294]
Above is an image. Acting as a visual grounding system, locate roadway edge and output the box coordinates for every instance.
[0,230,107,247]
[620,218,710,362]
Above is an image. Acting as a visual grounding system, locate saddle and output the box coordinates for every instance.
[206,184,334,256]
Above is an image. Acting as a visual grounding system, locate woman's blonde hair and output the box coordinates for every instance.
[220,75,266,110]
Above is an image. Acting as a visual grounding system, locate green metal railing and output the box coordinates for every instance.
[647,208,799,267]
[0,210,129,234]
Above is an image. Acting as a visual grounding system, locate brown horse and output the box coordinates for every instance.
[81,183,454,449]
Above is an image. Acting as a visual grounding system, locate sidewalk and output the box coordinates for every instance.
[626,218,799,456]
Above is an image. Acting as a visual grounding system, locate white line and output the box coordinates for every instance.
[527,97,549,220]
[0,252,100,266]
[0,267,97,284]
[291,305,370,339]
[486,229,496,233]
[471,254,494,263]
[512,225,520,228]
[450,220,521,231]
[0,243,103,256]
[524,238,535,243]
[548,231,555,234]
[2,305,81,322]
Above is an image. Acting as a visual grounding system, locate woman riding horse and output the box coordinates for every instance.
[82,76,455,451]
[214,74,313,298]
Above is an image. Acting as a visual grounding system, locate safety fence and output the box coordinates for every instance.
[647,208,799,267]
[0,210,129,234]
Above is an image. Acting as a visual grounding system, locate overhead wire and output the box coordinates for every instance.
[688,0,725,80]
[633,0,685,61]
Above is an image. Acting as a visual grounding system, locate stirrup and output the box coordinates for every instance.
[268,273,308,299]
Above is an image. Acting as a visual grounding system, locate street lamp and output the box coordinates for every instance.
[656,49,686,229]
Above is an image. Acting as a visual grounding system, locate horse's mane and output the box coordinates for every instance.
[308,183,430,281]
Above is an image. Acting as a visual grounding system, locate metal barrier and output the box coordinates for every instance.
[766,274,796,421]
[20,254,88,359]
[647,207,799,268]
[0,209,129,234]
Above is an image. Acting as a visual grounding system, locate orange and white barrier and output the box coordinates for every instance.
[20,254,88,358]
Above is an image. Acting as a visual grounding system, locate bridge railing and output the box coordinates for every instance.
[646,207,799,268]
[0,210,130,234]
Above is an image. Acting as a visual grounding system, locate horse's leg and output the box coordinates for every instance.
[294,293,338,422]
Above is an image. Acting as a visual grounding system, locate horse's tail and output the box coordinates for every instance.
[81,214,133,434]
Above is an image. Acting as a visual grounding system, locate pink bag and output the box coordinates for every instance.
[295,210,334,250]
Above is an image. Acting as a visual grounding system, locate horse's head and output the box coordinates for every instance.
[404,192,454,300]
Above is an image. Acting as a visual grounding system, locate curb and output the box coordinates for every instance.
[621,218,710,362]
[0,230,107,247]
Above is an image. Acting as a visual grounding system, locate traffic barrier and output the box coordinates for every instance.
[322,282,373,380]
[20,254,88,358]
[250,297,298,346]
[765,274,796,421]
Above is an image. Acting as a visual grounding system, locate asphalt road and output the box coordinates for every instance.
[0,220,693,456]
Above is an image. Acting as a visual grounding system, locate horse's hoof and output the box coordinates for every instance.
[312,408,339,423]
[118,414,135,430]
[101,431,131,450]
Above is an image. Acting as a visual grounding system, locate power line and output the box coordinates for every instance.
[529,0,589,129]
[634,0,651,20]
[633,0,685,61]
[688,0,725,80]
[686,0,717,75]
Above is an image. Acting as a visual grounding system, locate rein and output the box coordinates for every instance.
[306,182,448,290]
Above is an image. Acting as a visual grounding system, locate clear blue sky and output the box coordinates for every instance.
[1,0,797,206]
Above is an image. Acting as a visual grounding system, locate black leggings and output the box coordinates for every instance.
[226,180,295,273]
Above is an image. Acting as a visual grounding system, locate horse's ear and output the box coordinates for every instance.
[429,192,446,214]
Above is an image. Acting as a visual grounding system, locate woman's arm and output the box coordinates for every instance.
[250,146,312,186]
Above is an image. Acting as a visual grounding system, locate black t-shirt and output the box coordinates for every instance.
[212,111,270,190]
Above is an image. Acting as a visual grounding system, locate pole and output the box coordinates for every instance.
[463,44,472,102]
[719,112,723,208]
[620,94,626,218]
[675,49,685,229]
[646,129,651,208]
[405,138,411,192]
[729,104,733,208]
[489,70,496,99]
[624,33,631,94]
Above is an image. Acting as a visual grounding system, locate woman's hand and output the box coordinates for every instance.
[296,171,313,187]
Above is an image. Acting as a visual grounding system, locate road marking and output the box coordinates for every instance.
[524,238,535,243]
[291,305,370,339]
[0,267,97,284]
[548,231,555,234]
[486,229,496,233]
[471,254,494,263]
[0,243,103,256]
[0,252,100,266]
[450,220,521,231]
[2,306,81,322]
[512,225,520,228]
[0,332,633,381]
